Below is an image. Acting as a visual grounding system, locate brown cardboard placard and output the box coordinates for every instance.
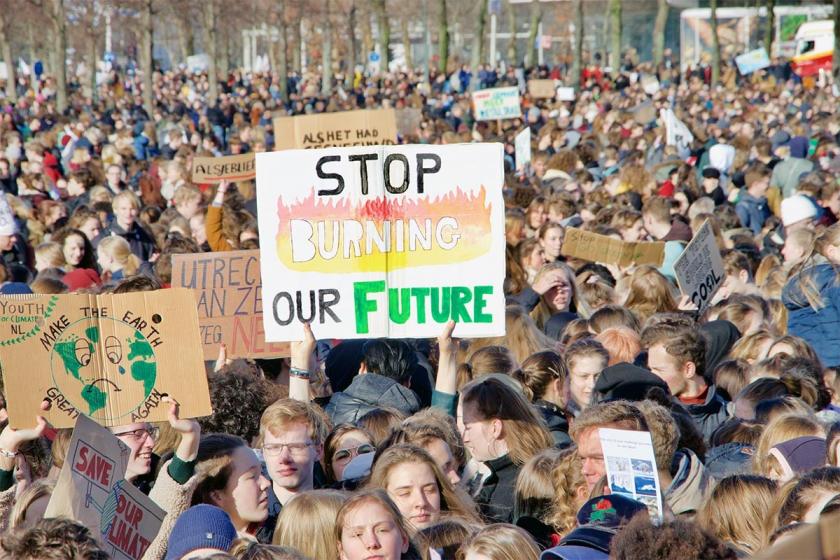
[561,228,665,268]
[272,108,398,150]
[45,415,165,560]
[171,250,290,360]
[395,108,423,137]
[528,79,557,98]
[0,289,211,429]
[191,153,256,183]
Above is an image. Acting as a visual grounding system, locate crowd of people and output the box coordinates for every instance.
[0,47,837,560]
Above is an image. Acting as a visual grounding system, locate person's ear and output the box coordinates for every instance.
[400,530,410,554]
[314,443,325,462]
[739,269,749,284]
[683,360,697,380]
[491,418,504,440]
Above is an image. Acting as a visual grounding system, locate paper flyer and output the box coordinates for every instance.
[599,428,663,521]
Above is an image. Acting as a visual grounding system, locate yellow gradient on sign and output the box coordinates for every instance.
[275,186,493,273]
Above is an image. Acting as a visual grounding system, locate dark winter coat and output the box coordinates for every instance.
[325,372,420,425]
[783,262,840,367]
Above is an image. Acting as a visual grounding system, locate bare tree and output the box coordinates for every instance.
[139,0,154,117]
[570,0,583,90]
[171,0,195,64]
[272,0,289,100]
[202,0,219,102]
[608,0,621,70]
[764,0,775,56]
[373,0,390,68]
[506,0,516,65]
[710,0,720,86]
[470,0,487,80]
[30,0,67,112]
[653,0,668,65]
[0,0,17,102]
[321,0,332,95]
[400,14,413,70]
[438,0,448,73]
[343,0,357,87]
[524,0,540,68]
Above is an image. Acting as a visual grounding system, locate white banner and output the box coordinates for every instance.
[256,144,507,341]
[661,108,694,159]
[515,128,532,170]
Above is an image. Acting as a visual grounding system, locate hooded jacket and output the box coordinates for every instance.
[535,400,572,448]
[476,454,521,523]
[666,448,709,517]
[683,384,730,443]
[782,262,840,367]
[735,191,771,235]
[700,320,741,380]
[325,372,421,425]
[771,136,814,198]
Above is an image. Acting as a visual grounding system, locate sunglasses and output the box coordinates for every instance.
[333,444,375,463]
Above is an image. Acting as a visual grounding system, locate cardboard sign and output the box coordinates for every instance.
[0,289,212,428]
[472,87,521,121]
[514,128,531,169]
[191,153,256,183]
[395,108,423,137]
[272,108,398,150]
[556,87,576,101]
[599,428,664,521]
[527,79,556,99]
[45,415,165,559]
[255,143,506,341]
[735,47,771,75]
[172,251,290,360]
[674,220,724,312]
[561,228,665,268]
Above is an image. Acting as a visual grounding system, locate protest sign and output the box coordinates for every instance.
[661,108,694,159]
[641,74,660,95]
[191,153,256,183]
[395,108,423,137]
[472,87,521,121]
[273,108,398,150]
[735,47,771,75]
[255,143,506,341]
[674,220,724,312]
[0,289,211,428]
[172,250,290,360]
[527,79,556,99]
[561,228,665,268]
[556,87,576,101]
[514,128,531,170]
[599,428,664,521]
[45,415,165,560]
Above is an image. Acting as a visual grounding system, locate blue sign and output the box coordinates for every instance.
[369,52,381,63]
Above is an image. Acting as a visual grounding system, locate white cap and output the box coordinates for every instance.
[781,195,818,227]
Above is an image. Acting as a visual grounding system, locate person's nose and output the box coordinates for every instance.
[448,468,461,486]
[259,475,271,490]
[363,528,381,550]
[414,489,431,510]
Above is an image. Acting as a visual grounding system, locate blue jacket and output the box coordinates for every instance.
[782,263,840,367]
[735,192,771,235]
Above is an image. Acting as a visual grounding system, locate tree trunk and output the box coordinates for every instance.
[291,16,302,73]
[140,0,154,118]
[506,0,516,65]
[437,0,448,74]
[321,0,332,95]
[653,0,668,65]
[88,32,97,102]
[203,0,219,103]
[277,18,289,101]
[360,3,373,61]
[373,0,390,69]
[710,0,720,86]
[608,0,621,71]
[764,0,775,56]
[0,8,16,102]
[833,0,839,89]
[345,2,357,88]
[470,0,487,79]
[50,0,67,113]
[524,0,540,68]
[571,0,583,90]
[401,15,413,70]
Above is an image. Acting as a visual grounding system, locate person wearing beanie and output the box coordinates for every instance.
[781,194,818,233]
[165,505,237,560]
[771,135,814,198]
[62,268,101,292]
[768,436,827,482]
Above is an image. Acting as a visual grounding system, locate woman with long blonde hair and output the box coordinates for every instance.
[622,266,677,323]
[273,489,348,559]
[456,524,540,560]
[97,235,140,281]
[546,448,588,538]
[465,305,555,365]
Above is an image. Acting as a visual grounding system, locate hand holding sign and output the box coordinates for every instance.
[0,400,51,477]
[163,395,201,463]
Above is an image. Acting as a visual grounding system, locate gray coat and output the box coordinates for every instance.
[325,373,420,425]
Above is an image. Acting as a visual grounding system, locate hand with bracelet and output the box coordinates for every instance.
[288,322,317,401]
[0,400,52,489]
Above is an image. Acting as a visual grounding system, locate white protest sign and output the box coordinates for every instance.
[515,128,531,170]
[673,219,724,312]
[256,144,507,341]
[599,428,664,521]
[556,87,576,101]
[735,48,771,75]
[45,415,165,559]
[641,74,660,95]
[472,87,521,121]
[661,108,694,159]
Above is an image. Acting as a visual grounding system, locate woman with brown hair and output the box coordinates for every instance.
[528,262,588,331]
[368,444,480,531]
[323,424,376,484]
[622,265,678,323]
[511,351,571,446]
[697,475,777,556]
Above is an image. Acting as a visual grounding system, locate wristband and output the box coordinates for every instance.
[289,367,311,380]
[0,449,15,459]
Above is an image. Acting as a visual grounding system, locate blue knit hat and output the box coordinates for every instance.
[165,505,237,560]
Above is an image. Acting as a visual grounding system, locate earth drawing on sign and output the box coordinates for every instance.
[50,317,157,421]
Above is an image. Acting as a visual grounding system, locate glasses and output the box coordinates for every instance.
[113,426,159,442]
[262,442,313,457]
[333,444,376,463]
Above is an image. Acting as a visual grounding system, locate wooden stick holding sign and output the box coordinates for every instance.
[673,220,725,313]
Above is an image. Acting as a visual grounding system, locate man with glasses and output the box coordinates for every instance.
[255,398,329,542]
